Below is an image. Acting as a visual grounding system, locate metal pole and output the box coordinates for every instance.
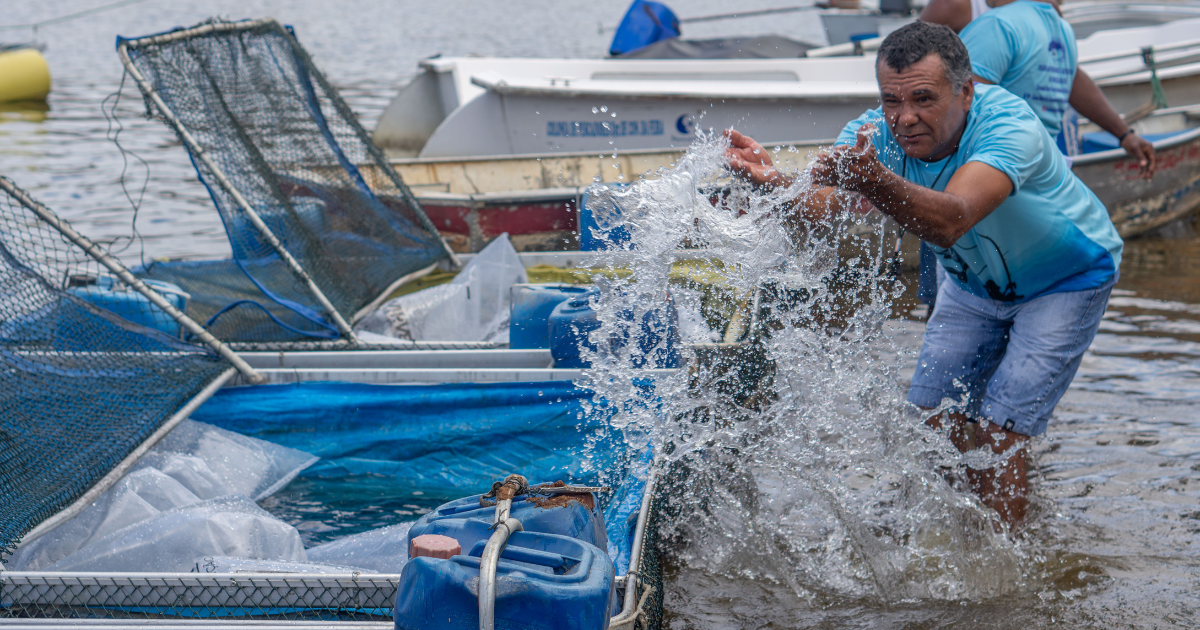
[608,468,658,629]
[0,176,263,384]
[117,31,359,344]
[478,516,523,630]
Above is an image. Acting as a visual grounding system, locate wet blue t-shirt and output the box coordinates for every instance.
[960,0,1077,137]
[835,84,1122,303]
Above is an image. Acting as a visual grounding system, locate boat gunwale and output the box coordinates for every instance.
[1072,111,1200,167]
[469,74,882,102]
[388,140,834,166]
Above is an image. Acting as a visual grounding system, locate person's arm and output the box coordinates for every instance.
[811,127,1013,247]
[1069,69,1156,177]
[723,130,861,223]
[919,0,975,32]
[726,126,1012,245]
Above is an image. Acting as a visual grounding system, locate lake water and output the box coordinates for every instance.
[3,1,1198,628]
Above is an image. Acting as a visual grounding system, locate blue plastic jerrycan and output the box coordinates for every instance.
[394,531,614,630]
[394,487,614,630]
[548,287,680,369]
[578,186,632,252]
[66,275,189,337]
[509,284,595,350]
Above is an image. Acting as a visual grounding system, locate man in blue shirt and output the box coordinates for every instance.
[914,0,1153,312]
[725,21,1121,528]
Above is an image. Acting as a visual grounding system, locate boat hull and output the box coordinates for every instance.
[387,117,1200,252]
[1073,109,1200,237]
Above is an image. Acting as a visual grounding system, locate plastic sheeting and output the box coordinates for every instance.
[143,419,318,501]
[192,555,378,575]
[355,234,526,343]
[616,34,815,59]
[45,496,306,572]
[9,420,315,571]
[306,522,413,574]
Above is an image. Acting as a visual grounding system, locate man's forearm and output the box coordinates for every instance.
[1069,70,1129,138]
[860,170,974,248]
[778,175,973,247]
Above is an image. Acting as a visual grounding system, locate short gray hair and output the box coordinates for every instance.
[876,21,973,93]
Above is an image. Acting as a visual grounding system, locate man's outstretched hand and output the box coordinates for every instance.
[811,124,889,193]
[724,129,784,188]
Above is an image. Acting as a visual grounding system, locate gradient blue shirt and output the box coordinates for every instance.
[960,0,1077,136]
[836,84,1121,303]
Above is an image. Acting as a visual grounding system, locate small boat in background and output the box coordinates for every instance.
[1064,1,1200,39]
[372,1,1200,161]
[1074,104,1200,237]
[386,103,1200,249]
[0,44,50,103]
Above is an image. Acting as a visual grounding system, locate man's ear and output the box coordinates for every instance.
[960,79,975,112]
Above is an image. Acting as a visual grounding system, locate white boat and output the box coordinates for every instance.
[373,55,880,158]
[373,4,1200,160]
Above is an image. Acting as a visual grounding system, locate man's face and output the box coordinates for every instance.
[877,53,973,161]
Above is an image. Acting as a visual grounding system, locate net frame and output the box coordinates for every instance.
[0,176,240,560]
[0,177,261,383]
[116,18,461,347]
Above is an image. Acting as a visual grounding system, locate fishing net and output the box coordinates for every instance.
[119,18,452,345]
[630,472,667,630]
[0,176,230,560]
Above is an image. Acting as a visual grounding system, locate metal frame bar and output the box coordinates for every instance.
[3,623,391,630]
[17,367,239,547]
[115,20,358,344]
[0,176,262,384]
[226,340,506,352]
[0,571,400,610]
[608,467,658,630]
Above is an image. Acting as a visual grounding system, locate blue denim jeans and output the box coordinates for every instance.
[907,271,1116,437]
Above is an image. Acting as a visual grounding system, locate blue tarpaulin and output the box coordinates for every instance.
[189,380,655,573]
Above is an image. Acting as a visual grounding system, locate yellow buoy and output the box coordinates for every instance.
[0,47,51,103]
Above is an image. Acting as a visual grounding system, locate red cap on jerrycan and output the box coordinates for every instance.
[409,534,461,559]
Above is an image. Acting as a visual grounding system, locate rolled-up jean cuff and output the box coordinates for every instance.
[980,396,1049,437]
[907,384,968,412]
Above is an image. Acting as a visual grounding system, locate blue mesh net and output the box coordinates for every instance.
[0,176,231,560]
[120,19,451,344]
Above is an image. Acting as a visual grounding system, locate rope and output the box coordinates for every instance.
[479,476,611,506]
[480,474,531,507]
[1142,46,1170,110]
[0,0,155,33]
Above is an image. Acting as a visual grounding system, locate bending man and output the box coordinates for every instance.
[726,22,1122,528]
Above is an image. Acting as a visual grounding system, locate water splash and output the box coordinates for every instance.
[578,129,1027,603]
